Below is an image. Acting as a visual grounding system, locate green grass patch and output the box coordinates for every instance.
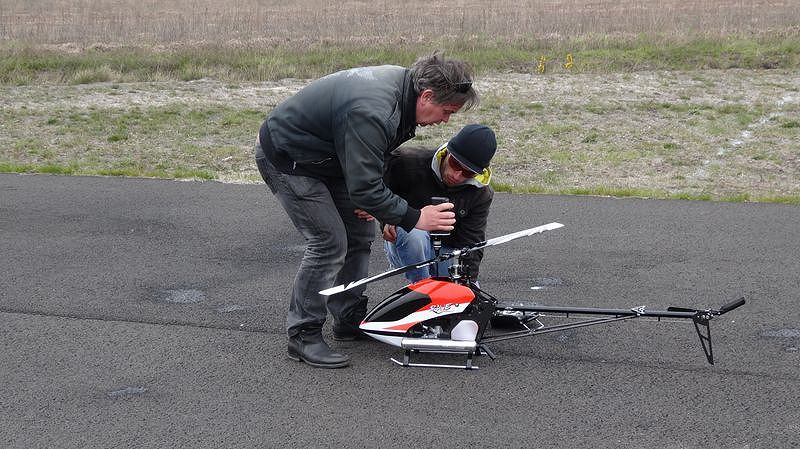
[563,186,665,198]
[756,195,800,205]
[2,33,800,85]
[670,192,714,201]
[489,181,515,193]
[37,164,77,175]
[0,161,217,180]
[0,162,77,175]
[781,120,800,128]
[484,178,800,204]
[0,162,35,173]
[320,172,800,204]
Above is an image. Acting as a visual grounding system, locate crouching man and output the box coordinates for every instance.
[382,124,496,282]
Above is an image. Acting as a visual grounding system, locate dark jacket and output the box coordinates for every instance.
[257,65,420,231]
[383,145,494,278]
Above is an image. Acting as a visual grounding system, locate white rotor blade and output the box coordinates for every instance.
[319,222,564,296]
[467,222,564,252]
[319,259,437,296]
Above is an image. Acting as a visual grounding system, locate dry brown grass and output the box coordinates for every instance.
[2,0,798,47]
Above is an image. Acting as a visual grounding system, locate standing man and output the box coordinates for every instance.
[255,52,478,368]
[382,124,496,282]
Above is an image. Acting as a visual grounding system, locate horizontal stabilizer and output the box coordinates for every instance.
[719,297,746,314]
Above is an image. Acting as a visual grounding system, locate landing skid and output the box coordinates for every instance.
[390,353,479,370]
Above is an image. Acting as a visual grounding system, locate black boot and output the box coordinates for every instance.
[332,322,368,341]
[333,326,367,341]
[333,297,368,341]
[288,329,350,368]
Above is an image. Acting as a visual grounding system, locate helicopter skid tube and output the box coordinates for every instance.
[401,337,477,353]
[391,338,480,369]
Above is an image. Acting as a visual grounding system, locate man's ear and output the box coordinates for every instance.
[419,89,434,102]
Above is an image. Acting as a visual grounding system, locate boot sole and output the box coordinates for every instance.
[287,352,350,369]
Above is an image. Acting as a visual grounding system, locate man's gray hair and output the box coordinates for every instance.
[410,51,479,110]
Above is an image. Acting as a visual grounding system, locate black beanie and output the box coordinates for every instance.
[447,124,497,173]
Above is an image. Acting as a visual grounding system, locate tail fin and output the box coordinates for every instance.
[693,297,746,365]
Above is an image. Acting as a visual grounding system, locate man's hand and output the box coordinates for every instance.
[415,202,455,231]
[354,209,374,222]
[382,224,397,242]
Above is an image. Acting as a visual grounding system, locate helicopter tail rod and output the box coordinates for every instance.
[490,297,746,364]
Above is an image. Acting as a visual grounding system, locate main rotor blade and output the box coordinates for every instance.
[319,257,441,296]
[319,222,564,296]
[463,222,564,254]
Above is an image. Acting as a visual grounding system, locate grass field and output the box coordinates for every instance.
[3,0,798,46]
[1,1,799,204]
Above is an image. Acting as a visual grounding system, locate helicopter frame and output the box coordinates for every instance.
[390,281,744,369]
[320,223,745,370]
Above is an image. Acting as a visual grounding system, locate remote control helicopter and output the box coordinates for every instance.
[320,222,745,370]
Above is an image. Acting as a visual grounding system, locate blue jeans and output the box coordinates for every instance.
[256,152,373,337]
[384,227,453,282]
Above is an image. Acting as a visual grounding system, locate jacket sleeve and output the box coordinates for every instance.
[379,150,402,231]
[336,108,420,230]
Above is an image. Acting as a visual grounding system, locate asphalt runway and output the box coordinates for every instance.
[1,173,798,449]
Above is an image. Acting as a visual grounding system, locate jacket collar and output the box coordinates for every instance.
[397,70,417,144]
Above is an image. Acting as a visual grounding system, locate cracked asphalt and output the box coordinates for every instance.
[1,173,799,449]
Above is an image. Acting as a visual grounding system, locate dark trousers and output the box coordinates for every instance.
[255,146,373,337]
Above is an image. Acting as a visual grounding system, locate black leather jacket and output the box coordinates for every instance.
[258,65,420,231]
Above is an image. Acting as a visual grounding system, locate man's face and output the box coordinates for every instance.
[415,89,463,126]
[442,153,479,187]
